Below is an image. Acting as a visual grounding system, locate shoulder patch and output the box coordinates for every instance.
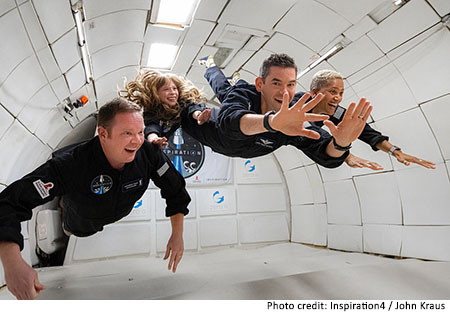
[33,180,54,199]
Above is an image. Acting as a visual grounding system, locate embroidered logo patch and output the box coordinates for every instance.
[90,175,113,195]
[33,180,54,199]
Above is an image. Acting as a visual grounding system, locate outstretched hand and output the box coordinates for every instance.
[196,108,211,125]
[323,98,373,147]
[150,136,168,149]
[392,150,436,169]
[269,92,329,138]
[164,234,184,273]
[345,152,383,170]
[4,258,45,300]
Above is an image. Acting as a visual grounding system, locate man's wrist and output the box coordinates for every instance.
[332,137,352,151]
[263,111,277,133]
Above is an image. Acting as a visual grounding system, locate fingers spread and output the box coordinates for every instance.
[304,113,329,122]
[301,93,324,113]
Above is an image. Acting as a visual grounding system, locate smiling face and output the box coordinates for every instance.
[311,78,344,115]
[157,79,179,107]
[255,66,297,113]
[98,111,145,169]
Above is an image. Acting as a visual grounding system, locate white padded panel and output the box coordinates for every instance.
[0,8,34,84]
[85,10,147,54]
[318,164,352,183]
[0,121,32,184]
[199,217,237,247]
[0,258,4,285]
[328,36,384,77]
[363,225,402,257]
[276,0,351,51]
[346,56,391,86]
[154,188,197,220]
[21,221,28,240]
[328,224,362,252]
[316,0,381,24]
[195,0,228,21]
[305,165,326,204]
[172,44,201,76]
[324,179,361,225]
[285,167,313,205]
[343,16,377,42]
[51,29,80,73]
[197,186,236,216]
[72,223,151,260]
[83,0,151,20]
[421,94,450,160]
[351,64,417,121]
[35,108,72,148]
[395,163,450,225]
[119,190,152,222]
[349,138,393,177]
[0,0,15,16]
[234,156,282,184]
[156,220,198,252]
[91,42,142,79]
[367,0,440,53]
[297,61,334,91]
[65,62,86,93]
[0,55,47,116]
[374,108,443,170]
[238,214,289,244]
[223,49,256,76]
[0,184,5,192]
[184,19,216,46]
[402,226,450,261]
[392,28,450,104]
[427,0,450,16]
[33,0,74,44]
[237,184,286,213]
[36,47,62,82]
[242,49,272,77]
[18,1,47,51]
[22,239,32,265]
[50,76,70,102]
[354,172,402,224]
[291,204,327,246]
[0,105,14,139]
[263,33,316,71]
[219,0,296,32]
[18,85,59,132]
[94,67,138,106]
[273,146,305,173]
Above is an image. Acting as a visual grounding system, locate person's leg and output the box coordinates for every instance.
[199,56,234,103]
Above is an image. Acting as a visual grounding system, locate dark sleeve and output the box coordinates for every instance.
[292,91,306,103]
[147,144,190,217]
[0,159,66,250]
[329,106,389,151]
[288,124,349,168]
[144,117,163,139]
[183,101,207,118]
[215,89,256,140]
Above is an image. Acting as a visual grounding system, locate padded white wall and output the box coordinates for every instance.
[64,153,290,264]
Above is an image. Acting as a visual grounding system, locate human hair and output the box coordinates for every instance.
[97,97,142,132]
[259,53,298,82]
[310,69,343,91]
[119,70,206,124]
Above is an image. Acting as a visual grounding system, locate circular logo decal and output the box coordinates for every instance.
[91,175,113,195]
[162,127,205,178]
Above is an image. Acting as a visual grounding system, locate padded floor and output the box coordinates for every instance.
[1,243,449,299]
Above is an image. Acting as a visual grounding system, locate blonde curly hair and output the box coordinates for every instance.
[119,69,206,124]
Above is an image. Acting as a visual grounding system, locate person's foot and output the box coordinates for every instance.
[198,56,216,68]
[227,71,240,85]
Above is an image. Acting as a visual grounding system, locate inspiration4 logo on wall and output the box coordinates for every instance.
[162,127,205,178]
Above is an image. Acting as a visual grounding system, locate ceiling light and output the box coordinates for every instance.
[146,43,179,69]
[297,44,343,79]
[151,0,201,28]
